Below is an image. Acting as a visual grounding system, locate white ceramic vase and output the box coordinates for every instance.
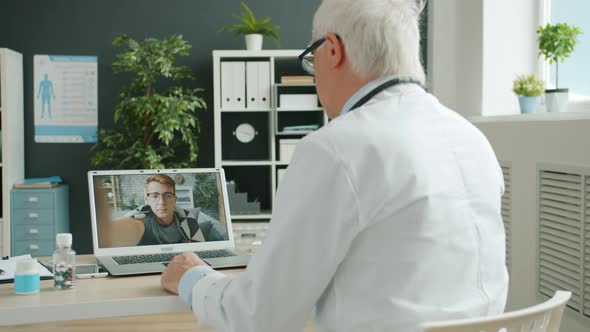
[245,34,263,51]
[545,89,569,112]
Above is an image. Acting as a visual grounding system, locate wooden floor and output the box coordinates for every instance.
[2,312,314,332]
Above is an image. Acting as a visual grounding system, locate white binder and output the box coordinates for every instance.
[232,62,246,109]
[245,61,271,109]
[246,61,259,109]
[221,61,246,109]
[257,61,271,109]
[221,61,232,109]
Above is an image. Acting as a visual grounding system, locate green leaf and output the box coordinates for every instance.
[90,34,206,170]
[512,74,545,96]
[220,1,281,45]
[537,22,583,87]
[537,23,582,62]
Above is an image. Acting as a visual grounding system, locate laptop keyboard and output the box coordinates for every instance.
[112,249,237,265]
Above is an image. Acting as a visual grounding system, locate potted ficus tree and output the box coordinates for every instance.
[537,22,582,112]
[90,35,206,169]
[513,74,545,114]
[221,2,280,50]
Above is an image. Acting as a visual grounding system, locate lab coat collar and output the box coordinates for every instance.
[341,75,399,115]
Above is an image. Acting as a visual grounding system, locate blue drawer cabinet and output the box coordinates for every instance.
[13,241,55,257]
[11,185,69,257]
[11,209,54,225]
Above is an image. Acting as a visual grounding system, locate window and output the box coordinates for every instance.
[544,0,590,100]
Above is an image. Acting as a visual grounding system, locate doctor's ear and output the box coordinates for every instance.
[325,33,346,68]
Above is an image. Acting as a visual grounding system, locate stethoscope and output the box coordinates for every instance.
[349,77,425,111]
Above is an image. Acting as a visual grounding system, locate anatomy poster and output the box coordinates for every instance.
[34,55,98,143]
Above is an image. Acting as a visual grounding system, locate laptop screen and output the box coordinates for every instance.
[88,169,231,249]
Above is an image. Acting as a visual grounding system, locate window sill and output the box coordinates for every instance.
[471,98,590,123]
[469,111,590,123]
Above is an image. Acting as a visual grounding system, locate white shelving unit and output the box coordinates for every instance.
[213,50,327,226]
[0,48,25,256]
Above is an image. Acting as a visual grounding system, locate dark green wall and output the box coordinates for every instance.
[0,0,320,253]
[0,0,427,254]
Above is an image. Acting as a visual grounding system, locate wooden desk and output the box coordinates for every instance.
[0,255,304,331]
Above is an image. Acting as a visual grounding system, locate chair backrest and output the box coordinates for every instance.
[420,291,572,332]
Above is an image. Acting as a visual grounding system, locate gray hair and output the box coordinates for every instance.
[312,0,426,83]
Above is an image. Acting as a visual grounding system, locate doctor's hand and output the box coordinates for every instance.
[161,252,207,294]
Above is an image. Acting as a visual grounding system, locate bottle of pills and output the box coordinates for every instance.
[53,233,76,289]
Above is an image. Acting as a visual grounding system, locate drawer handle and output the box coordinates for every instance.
[29,228,40,235]
[241,233,256,238]
[27,197,40,203]
[29,244,40,250]
[28,213,40,219]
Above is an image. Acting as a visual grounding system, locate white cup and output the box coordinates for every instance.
[14,259,40,295]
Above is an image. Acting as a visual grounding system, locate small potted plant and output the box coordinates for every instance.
[221,2,280,50]
[537,22,582,112]
[513,74,545,114]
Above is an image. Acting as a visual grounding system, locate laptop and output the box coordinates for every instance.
[87,168,251,276]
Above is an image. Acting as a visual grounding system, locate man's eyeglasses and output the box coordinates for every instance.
[298,34,341,76]
[146,192,176,202]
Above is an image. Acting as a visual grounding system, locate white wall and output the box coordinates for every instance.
[428,0,483,117]
[481,0,539,116]
[427,0,458,110]
[455,0,484,117]
[429,2,590,331]
[429,0,539,117]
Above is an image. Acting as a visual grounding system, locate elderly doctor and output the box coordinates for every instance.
[161,0,509,330]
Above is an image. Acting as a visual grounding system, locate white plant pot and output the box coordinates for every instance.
[245,34,263,51]
[545,89,569,113]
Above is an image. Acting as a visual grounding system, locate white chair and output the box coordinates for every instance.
[420,291,572,332]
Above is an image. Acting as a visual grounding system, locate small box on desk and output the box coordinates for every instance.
[279,139,300,163]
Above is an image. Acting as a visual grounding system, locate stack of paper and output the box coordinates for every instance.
[14,176,63,189]
[280,76,314,84]
[0,255,53,284]
[282,124,320,133]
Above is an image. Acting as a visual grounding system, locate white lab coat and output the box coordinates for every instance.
[191,84,509,332]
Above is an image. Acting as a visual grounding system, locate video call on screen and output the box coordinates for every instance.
[93,172,229,248]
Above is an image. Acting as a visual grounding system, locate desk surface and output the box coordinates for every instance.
[0,255,242,326]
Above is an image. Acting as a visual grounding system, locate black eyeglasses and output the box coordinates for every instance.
[146,192,176,202]
[298,34,341,76]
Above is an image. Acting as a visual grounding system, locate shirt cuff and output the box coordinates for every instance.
[178,265,216,309]
[193,271,229,327]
